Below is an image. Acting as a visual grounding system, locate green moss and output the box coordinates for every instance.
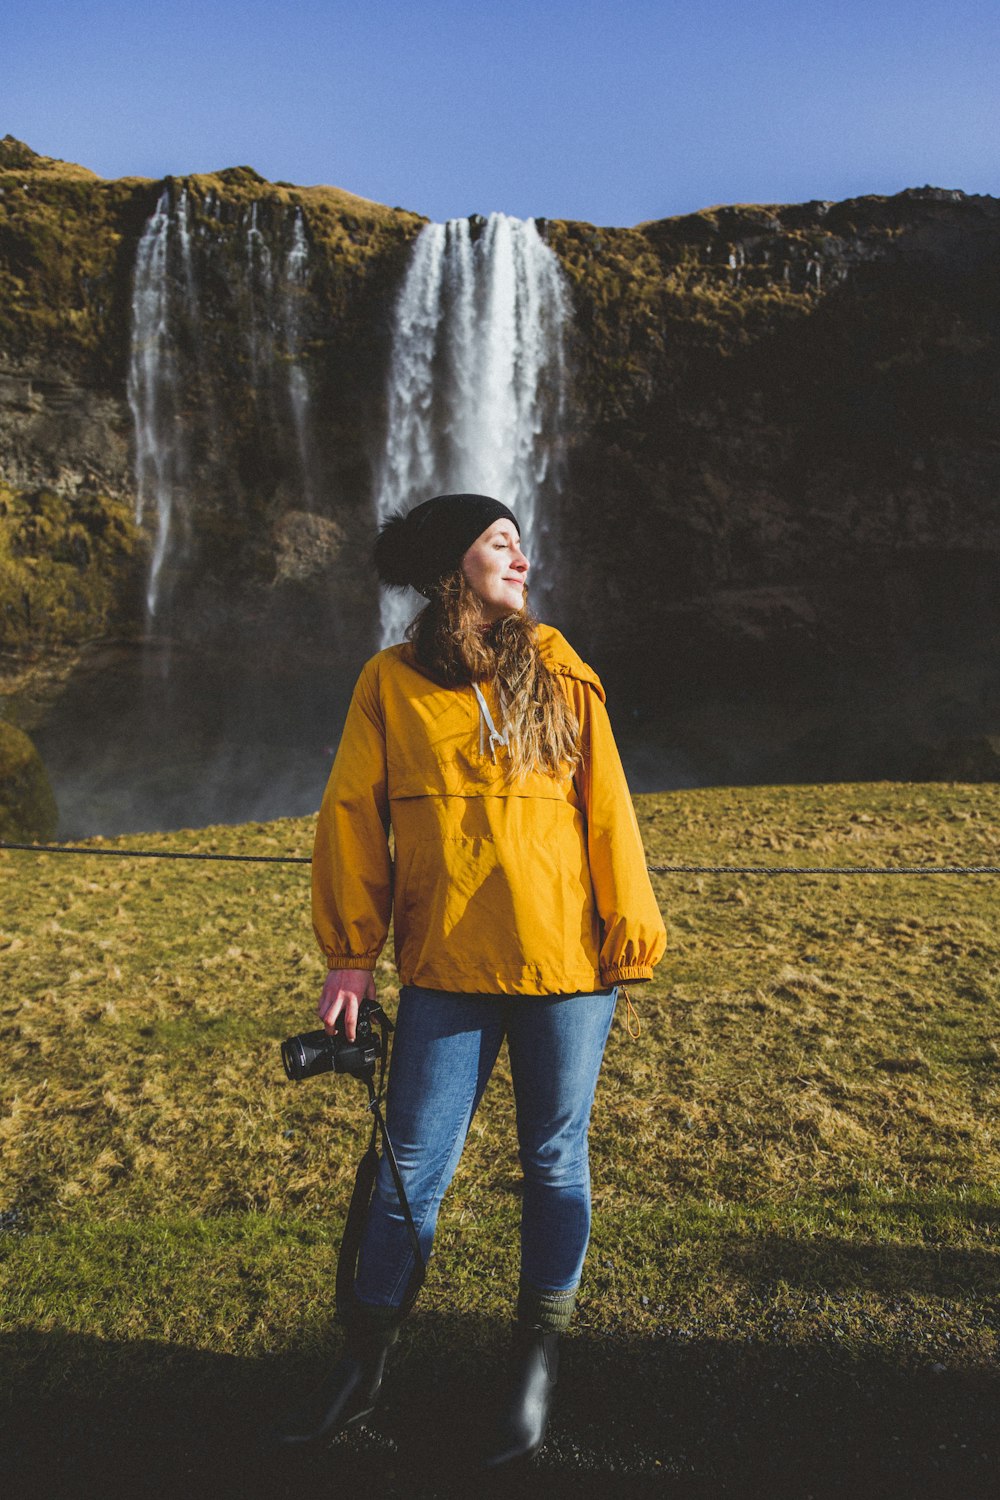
[542,209,831,425]
[0,481,143,650]
[0,136,43,170]
[0,148,424,384]
[0,719,57,839]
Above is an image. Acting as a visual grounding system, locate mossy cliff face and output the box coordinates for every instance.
[0,481,142,650]
[0,137,424,645]
[2,134,999,779]
[536,193,1000,773]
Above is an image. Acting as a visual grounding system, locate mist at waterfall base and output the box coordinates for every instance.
[34,603,954,840]
[31,639,359,839]
[32,600,715,841]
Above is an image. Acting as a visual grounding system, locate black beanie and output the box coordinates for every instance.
[373,493,520,598]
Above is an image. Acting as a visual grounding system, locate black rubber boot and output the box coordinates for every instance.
[482,1323,560,1469]
[268,1319,400,1449]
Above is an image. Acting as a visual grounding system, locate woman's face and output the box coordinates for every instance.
[461,519,529,623]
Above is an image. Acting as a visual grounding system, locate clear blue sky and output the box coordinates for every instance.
[6,0,998,225]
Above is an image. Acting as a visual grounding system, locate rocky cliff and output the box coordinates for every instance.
[545,193,1000,779]
[2,134,998,792]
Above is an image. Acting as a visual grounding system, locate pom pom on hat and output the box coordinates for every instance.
[371,509,416,589]
[373,493,519,597]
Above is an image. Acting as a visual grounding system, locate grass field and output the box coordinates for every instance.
[1,781,998,1497]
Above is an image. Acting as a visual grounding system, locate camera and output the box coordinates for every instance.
[281,999,383,1082]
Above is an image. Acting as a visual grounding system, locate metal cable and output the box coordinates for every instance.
[0,840,310,865]
[646,862,1000,875]
[1,840,997,875]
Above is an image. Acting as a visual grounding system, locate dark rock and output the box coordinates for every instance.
[272,509,346,585]
[921,735,1000,782]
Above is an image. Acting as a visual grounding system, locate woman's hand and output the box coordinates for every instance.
[318,968,376,1042]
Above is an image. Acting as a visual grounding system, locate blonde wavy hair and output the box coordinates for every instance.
[407,571,580,781]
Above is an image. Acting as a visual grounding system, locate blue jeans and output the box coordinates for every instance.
[353,984,618,1308]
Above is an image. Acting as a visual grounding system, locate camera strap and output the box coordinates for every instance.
[335,1004,426,1324]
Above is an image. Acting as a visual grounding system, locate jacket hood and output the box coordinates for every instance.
[535,624,606,703]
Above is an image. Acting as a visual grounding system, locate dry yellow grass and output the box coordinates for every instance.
[0,782,997,1368]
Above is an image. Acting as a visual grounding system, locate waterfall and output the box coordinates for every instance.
[128,190,319,618]
[283,207,313,505]
[374,213,570,645]
[244,201,274,383]
[127,187,192,619]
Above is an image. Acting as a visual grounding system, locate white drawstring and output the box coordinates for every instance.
[473,683,510,762]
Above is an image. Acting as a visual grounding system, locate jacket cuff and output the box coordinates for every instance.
[601,962,654,983]
[323,954,378,971]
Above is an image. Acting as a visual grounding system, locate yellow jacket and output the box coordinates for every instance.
[312,624,666,994]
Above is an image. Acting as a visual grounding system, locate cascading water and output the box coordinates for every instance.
[244,200,274,383]
[75,189,336,837]
[127,187,192,618]
[283,207,313,505]
[127,189,317,618]
[374,213,570,644]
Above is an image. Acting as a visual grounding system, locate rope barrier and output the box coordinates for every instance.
[0,841,309,865]
[646,862,1000,876]
[2,840,997,875]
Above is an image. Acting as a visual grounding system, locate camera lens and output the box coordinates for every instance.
[281,1028,336,1081]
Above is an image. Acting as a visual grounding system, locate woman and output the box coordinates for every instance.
[276,493,665,1466]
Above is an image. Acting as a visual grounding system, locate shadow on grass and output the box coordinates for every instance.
[715,1233,1000,1297]
[2,1319,998,1500]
